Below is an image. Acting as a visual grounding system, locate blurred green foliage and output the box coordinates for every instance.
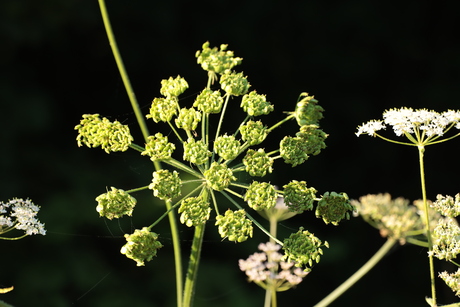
[2,0,460,306]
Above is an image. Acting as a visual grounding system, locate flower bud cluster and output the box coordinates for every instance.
[95,187,137,220]
[432,194,460,218]
[243,148,273,177]
[175,107,201,131]
[0,198,46,237]
[429,218,460,261]
[120,227,163,266]
[196,41,242,74]
[75,114,133,153]
[240,120,267,145]
[149,170,182,200]
[244,181,277,211]
[147,97,178,123]
[316,192,354,226]
[282,227,328,271]
[283,180,317,213]
[239,242,309,291]
[215,209,253,242]
[214,134,241,161]
[220,71,250,96]
[193,89,224,114]
[439,269,460,298]
[183,138,211,165]
[141,133,176,161]
[178,196,211,227]
[204,162,236,191]
[160,75,189,98]
[241,91,274,116]
[294,93,324,126]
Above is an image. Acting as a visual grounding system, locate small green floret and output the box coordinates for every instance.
[178,196,211,227]
[193,89,224,114]
[196,41,242,75]
[243,148,273,177]
[215,209,253,242]
[183,138,211,165]
[175,107,201,131]
[316,192,354,225]
[120,227,163,266]
[283,180,317,213]
[160,75,188,97]
[204,162,236,191]
[240,120,268,145]
[241,91,274,116]
[214,134,241,161]
[95,187,137,220]
[220,71,250,96]
[294,93,324,126]
[149,170,182,200]
[244,181,277,211]
[141,133,176,161]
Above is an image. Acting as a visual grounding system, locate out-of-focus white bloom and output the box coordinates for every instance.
[0,198,46,237]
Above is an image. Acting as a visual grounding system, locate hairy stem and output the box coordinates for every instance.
[314,238,397,307]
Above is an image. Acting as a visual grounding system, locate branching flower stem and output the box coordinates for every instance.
[314,238,398,307]
[97,1,183,306]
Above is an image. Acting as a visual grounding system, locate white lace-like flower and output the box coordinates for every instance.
[239,241,309,291]
[356,107,460,140]
[0,198,46,236]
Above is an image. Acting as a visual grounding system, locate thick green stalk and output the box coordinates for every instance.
[97,1,183,306]
[183,223,206,307]
[418,146,437,305]
[314,238,397,307]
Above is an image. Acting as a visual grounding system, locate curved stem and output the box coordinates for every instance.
[418,146,437,305]
[314,238,397,307]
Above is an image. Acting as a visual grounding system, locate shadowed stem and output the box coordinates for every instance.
[183,224,206,307]
[97,1,183,306]
[314,238,397,307]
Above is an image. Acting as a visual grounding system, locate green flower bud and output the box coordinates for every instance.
[95,187,137,220]
[241,91,274,116]
[220,71,250,96]
[120,227,163,266]
[214,134,241,161]
[75,114,133,154]
[178,196,211,227]
[296,125,328,156]
[282,227,328,271]
[243,148,273,177]
[316,192,354,226]
[215,209,253,242]
[193,89,224,114]
[183,138,211,165]
[240,120,268,145]
[149,170,181,200]
[141,133,176,161]
[204,162,236,191]
[430,218,460,261]
[294,93,324,126]
[160,76,188,97]
[279,136,309,167]
[146,97,178,123]
[175,107,201,131]
[196,41,242,75]
[283,180,317,213]
[244,181,277,211]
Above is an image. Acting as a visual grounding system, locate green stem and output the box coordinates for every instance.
[183,223,206,307]
[418,146,437,305]
[314,238,397,307]
[97,2,183,306]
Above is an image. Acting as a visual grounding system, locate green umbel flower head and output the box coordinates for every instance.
[244,181,277,211]
[95,187,137,220]
[196,41,242,75]
[279,136,310,167]
[430,218,460,261]
[316,192,354,226]
[183,138,211,165]
[283,180,317,213]
[120,227,163,266]
[439,269,460,298]
[214,134,241,161]
[296,125,328,156]
[243,148,273,177]
[178,196,211,227]
[240,91,274,116]
[215,209,253,242]
[149,170,182,201]
[175,107,201,131]
[146,97,178,123]
[294,93,324,126]
[240,120,268,145]
[220,71,250,96]
[141,133,176,161]
[160,76,188,98]
[204,162,236,191]
[193,89,224,114]
[75,114,133,153]
[282,227,328,271]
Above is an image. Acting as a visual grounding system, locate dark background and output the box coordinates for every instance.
[2,1,460,306]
